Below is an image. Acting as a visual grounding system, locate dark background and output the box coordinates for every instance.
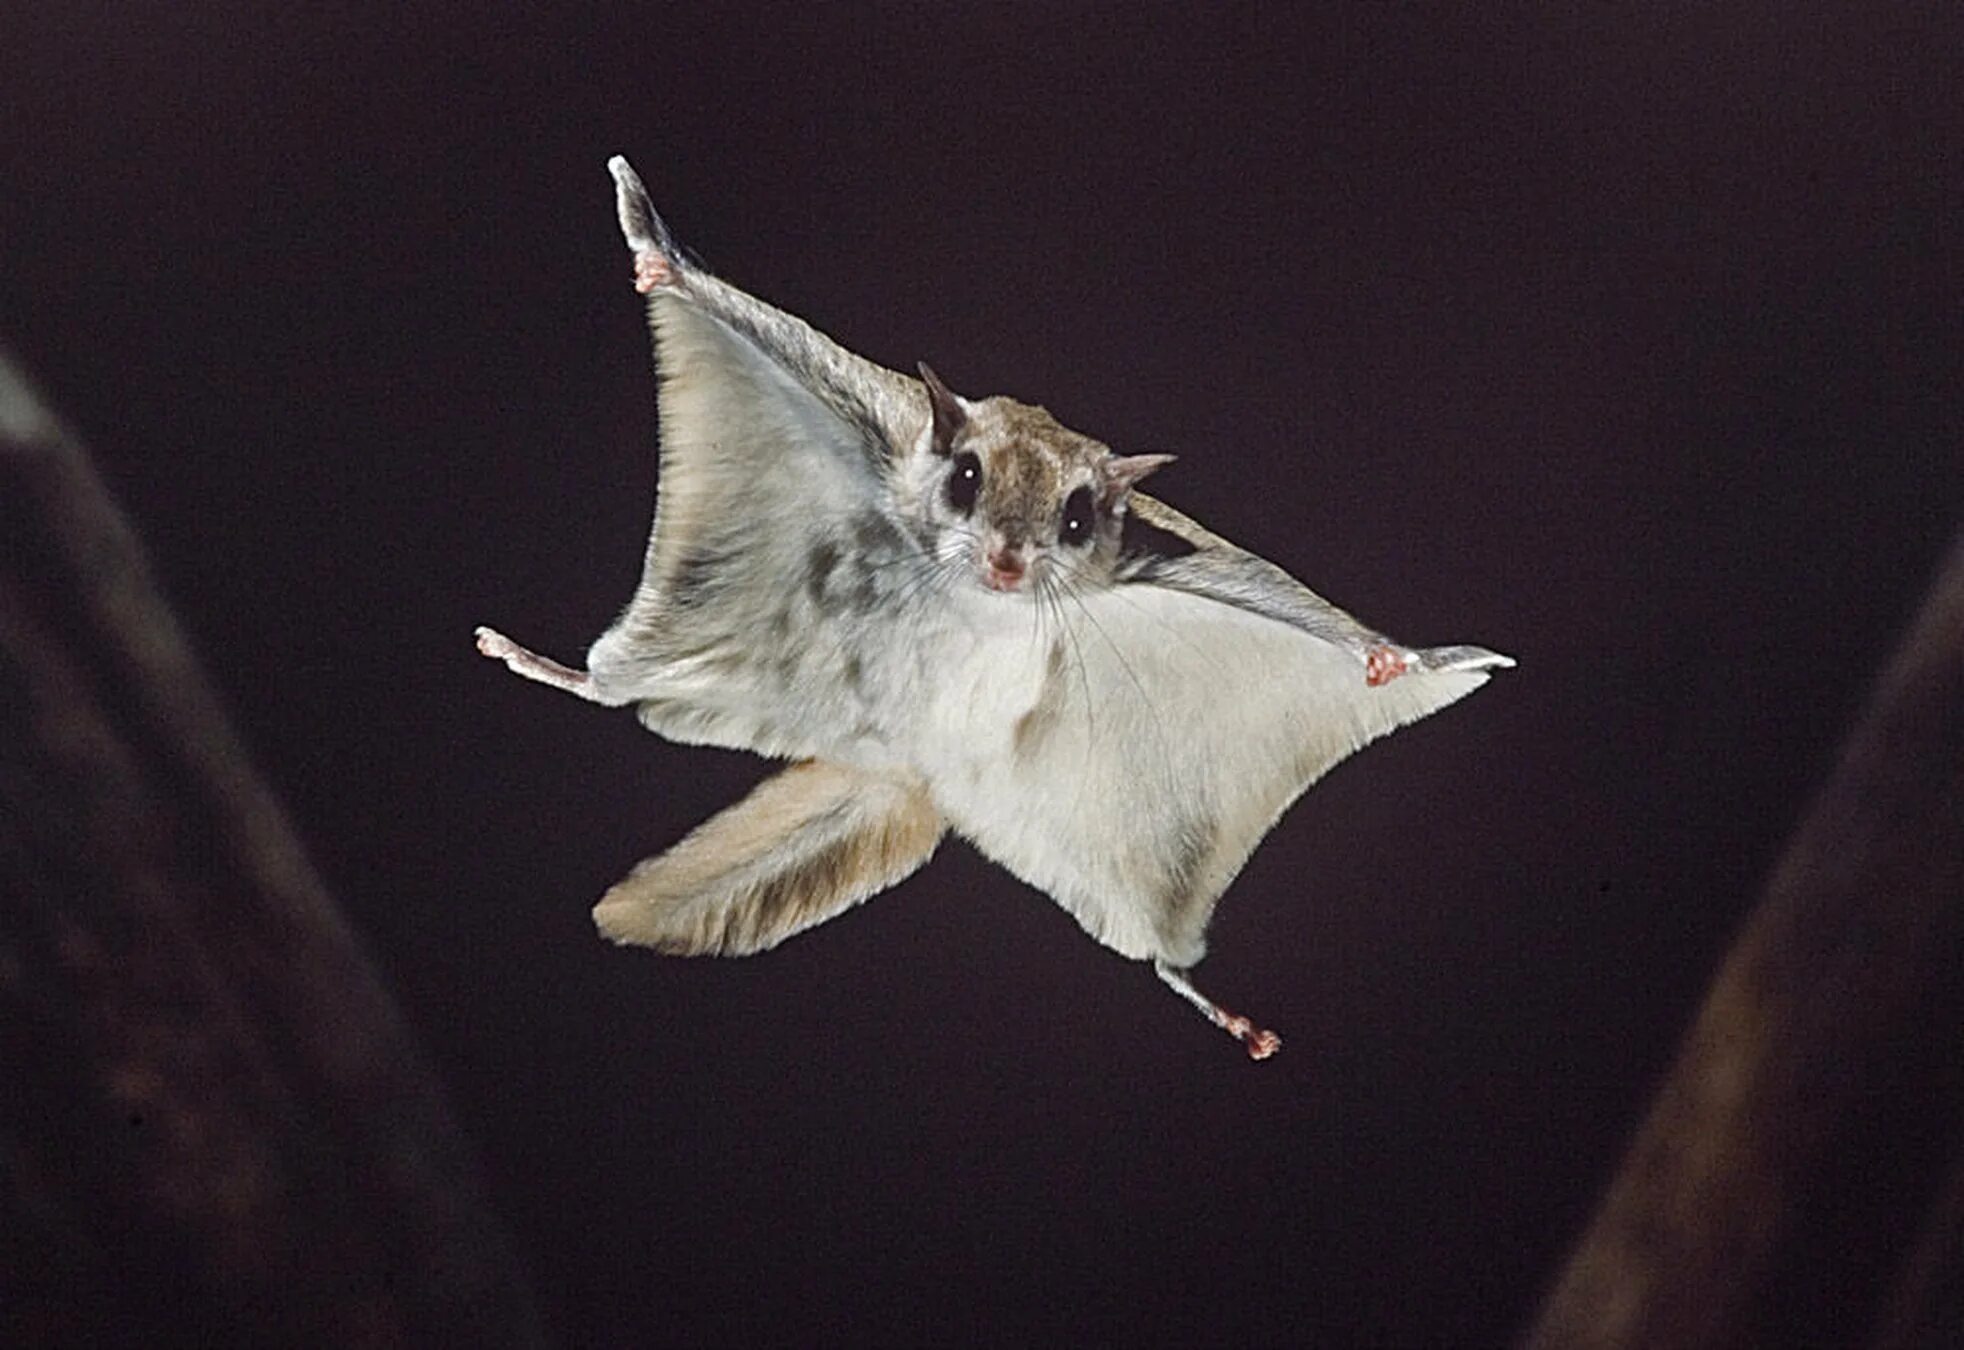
[5,3,1959,1343]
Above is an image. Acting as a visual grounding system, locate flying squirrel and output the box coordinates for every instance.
[475,156,1514,1060]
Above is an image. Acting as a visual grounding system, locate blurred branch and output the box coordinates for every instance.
[1525,532,1964,1350]
[0,346,546,1346]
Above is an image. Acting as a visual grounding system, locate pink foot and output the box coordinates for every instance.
[632,249,675,294]
[1222,1012,1284,1061]
[1365,644,1409,687]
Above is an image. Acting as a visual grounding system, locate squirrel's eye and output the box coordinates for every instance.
[1059,486,1096,547]
[947,453,982,514]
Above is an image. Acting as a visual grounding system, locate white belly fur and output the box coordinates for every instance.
[910,588,1493,965]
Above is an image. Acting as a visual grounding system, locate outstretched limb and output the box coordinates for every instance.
[475,626,619,703]
[1154,960,1283,1061]
[605,154,919,442]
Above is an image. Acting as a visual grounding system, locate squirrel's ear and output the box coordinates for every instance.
[917,362,967,456]
[1102,453,1176,503]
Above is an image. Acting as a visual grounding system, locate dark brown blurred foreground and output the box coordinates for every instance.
[1526,532,1964,1349]
[0,348,545,1346]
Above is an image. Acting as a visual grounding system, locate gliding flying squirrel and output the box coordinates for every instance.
[476,156,1514,1059]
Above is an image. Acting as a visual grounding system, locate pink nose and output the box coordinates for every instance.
[985,548,1025,590]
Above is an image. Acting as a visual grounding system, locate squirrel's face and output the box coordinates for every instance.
[930,402,1114,595]
[905,370,1168,598]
